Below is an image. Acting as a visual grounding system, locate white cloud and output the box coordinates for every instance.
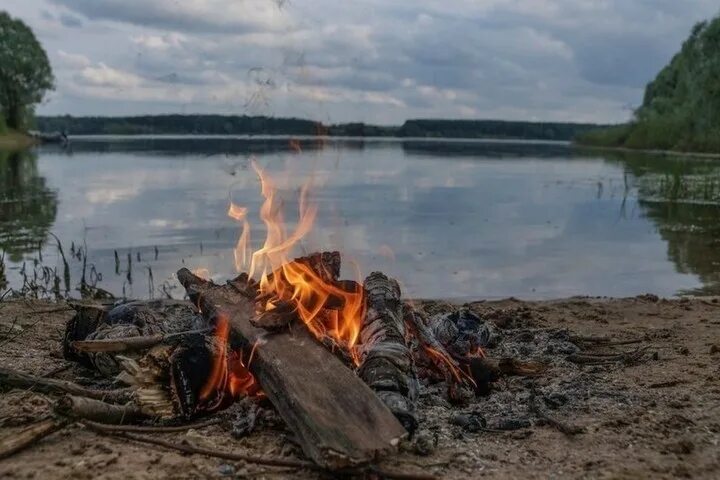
[57,50,91,68]
[78,63,143,89]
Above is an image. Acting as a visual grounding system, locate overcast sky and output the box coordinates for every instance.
[5,0,719,124]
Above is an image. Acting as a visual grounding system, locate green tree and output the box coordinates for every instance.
[577,14,720,152]
[0,11,54,130]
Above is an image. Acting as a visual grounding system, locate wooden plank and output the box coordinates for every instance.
[177,268,407,470]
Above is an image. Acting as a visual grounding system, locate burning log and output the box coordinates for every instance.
[359,272,419,432]
[177,267,407,470]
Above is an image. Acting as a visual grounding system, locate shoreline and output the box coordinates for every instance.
[0,130,37,150]
[573,141,720,160]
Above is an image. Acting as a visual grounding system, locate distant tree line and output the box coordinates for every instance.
[399,119,603,140]
[37,115,604,141]
[577,14,720,152]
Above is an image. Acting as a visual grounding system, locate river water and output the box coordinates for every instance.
[2,136,719,300]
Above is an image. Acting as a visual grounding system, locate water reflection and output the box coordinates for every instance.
[2,138,720,299]
[603,150,720,294]
[0,150,58,262]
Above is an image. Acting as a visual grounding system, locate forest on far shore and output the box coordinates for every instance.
[35,115,605,141]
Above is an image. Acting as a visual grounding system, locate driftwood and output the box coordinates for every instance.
[177,267,407,470]
[55,395,144,424]
[359,273,419,432]
[0,418,68,460]
[0,366,133,404]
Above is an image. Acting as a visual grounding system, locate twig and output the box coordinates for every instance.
[41,364,72,378]
[86,427,317,468]
[0,289,11,303]
[567,346,650,365]
[570,335,643,346]
[529,388,584,436]
[71,328,211,353]
[648,379,688,389]
[80,418,220,433]
[0,314,48,349]
[0,366,133,403]
[0,417,68,460]
[86,426,437,479]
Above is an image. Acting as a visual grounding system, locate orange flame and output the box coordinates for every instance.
[200,313,261,406]
[228,158,366,361]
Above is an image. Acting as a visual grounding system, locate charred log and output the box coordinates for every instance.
[64,300,205,377]
[358,272,419,433]
[403,305,476,401]
[177,267,407,470]
[426,309,492,361]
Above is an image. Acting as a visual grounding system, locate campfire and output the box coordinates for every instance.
[0,155,560,476]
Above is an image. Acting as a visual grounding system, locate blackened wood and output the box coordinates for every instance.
[64,300,205,377]
[294,251,341,283]
[426,309,491,360]
[403,305,475,401]
[177,267,407,470]
[358,272,418,432]
[71,328,211,353]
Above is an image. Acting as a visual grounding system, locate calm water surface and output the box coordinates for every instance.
[2,136,720,299]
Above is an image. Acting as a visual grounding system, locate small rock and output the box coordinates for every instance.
[412,431,437,456]
[450,412,486,433]
[710,345,719,355]
[677,346,690,356]
[491,418,531,431]
[218,464,235,476]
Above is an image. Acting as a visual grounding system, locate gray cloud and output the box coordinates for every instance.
[48,0,291,33]
[6,0,720,122]
[59,12,83,28]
